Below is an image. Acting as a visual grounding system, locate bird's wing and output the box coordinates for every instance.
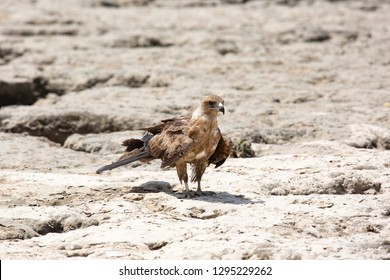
[147,116,194,167]
[140,115,189,135]
[139,123,165,135]
[208,135,233,168]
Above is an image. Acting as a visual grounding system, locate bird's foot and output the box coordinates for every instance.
[181,190,195,199]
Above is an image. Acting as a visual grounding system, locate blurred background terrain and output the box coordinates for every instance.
[0,0,389,259]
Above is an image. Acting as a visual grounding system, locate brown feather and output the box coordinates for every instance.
[147,118,193,167]
[122,138,144,152]
[96,95,232,197]
[139,123,166,135]
[208,135,233,168]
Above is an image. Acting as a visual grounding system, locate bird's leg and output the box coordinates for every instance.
[196,181,202,195]
[195,180,215,196]
[193,162,210,196]
[184,181,191,198]
[176,161,192,198]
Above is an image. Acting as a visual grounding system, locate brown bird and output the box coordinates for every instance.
[96,95,232,197]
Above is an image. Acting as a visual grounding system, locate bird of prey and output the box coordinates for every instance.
[96,95,232,197]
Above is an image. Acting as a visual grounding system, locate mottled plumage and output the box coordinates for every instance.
[96,95,232,197]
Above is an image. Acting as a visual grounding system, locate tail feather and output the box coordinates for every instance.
[96,151,150,174]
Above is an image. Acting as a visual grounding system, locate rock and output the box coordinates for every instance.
[0,132,98,170]
[107,72,150,88]
[0,224,39,240]
[275,0,302,6]
[0,212,98,240]
[0,87,178,144]
[2,26,79,37]
[1,111,129,144]
[345,125,390,150]
[221,0,250,3]
[107,35,173,48]
[0,45,24,65]
[145,241,168,250]
[249,128,309,144]
[301,27,331,43]
[0,76,52,106]
[64,131,133,154]
[0,79,36,106]
[214,39,239,55]
[95,0,155,7]
[328,175,381,195]
[269,173,382,196]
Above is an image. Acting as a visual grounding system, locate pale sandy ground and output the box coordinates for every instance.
[0,0,390,259]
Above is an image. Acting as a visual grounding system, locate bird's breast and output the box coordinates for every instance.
[186,135,219,162]
[184,117,221,162]
[194,150,206,160]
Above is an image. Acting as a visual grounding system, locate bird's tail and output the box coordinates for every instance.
[96,151,150,174]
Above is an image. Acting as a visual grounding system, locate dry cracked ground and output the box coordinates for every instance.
[0,0,390,259]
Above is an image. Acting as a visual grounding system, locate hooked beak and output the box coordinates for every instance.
[218,104,225,115]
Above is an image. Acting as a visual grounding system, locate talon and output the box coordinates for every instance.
[195,189,204,196]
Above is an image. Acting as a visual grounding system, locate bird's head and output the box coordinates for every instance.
[200,95,225,116]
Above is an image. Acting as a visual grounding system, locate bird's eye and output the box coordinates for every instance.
[208,101,216,106]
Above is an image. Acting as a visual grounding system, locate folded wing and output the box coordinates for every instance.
[208,135,233,168]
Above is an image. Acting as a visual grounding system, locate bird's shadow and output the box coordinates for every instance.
[128,180,264,205]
